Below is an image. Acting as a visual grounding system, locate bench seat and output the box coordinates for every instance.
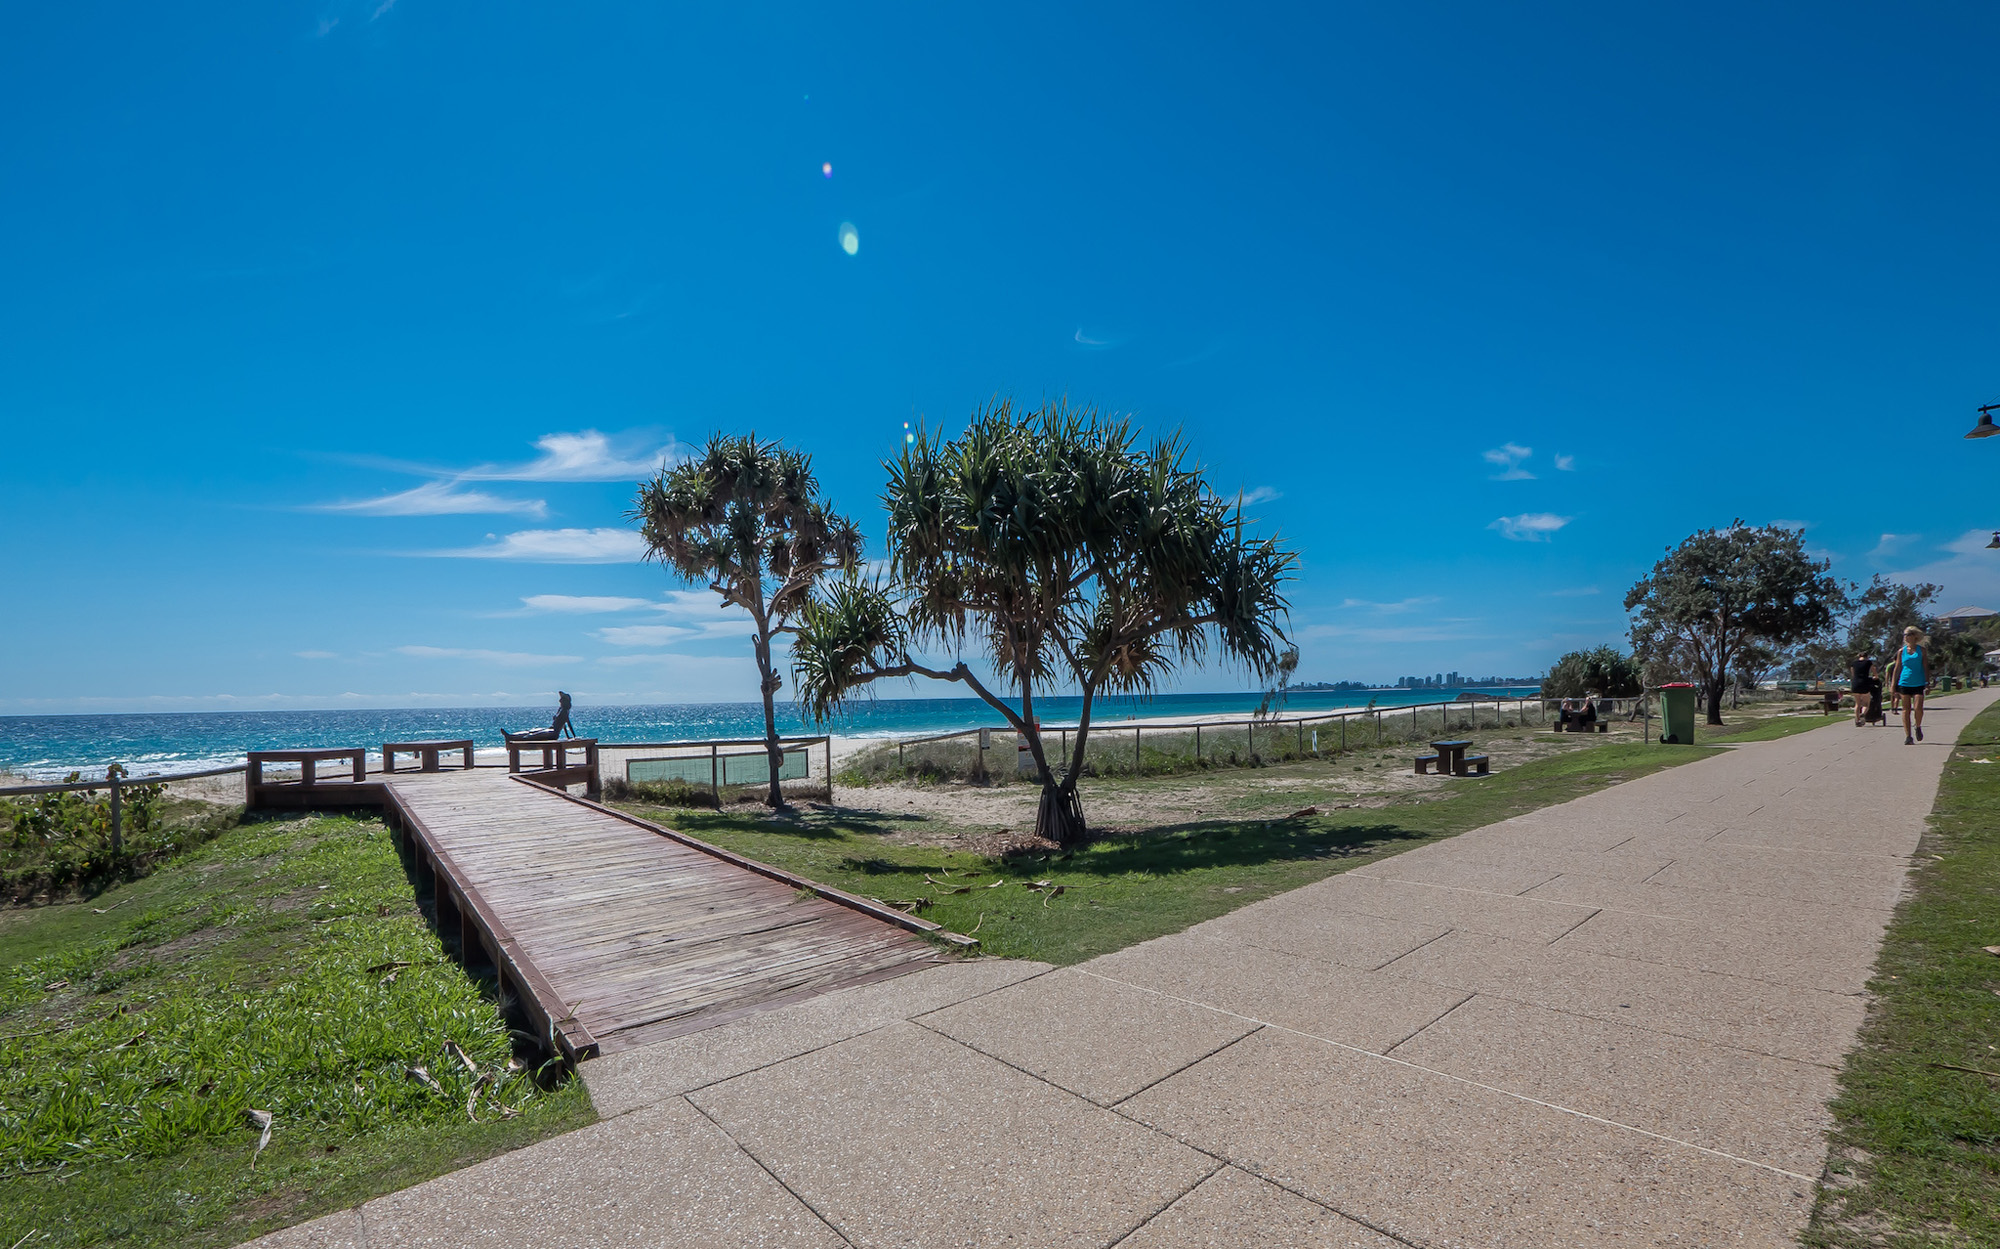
[1455,754,1490,776]
[1414,753,1440,775]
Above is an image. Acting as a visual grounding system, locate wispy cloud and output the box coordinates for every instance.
[1072,327,1128,350]
[1553,454,1576,472]
[395,646,581,666]
[595,625,699,647]
[315,480,549,518]
[429,527,648,563]
[372,0,396,18]
[1237,486,1281,506]
[519,594,655,614]
[1489,513,1571,542]
[1769,518,1814,532]
[294,650,340,660]
[458,430,679,483]
[1297,622,1484,645]
[1483,443,1535,481]
[1548,585,1600,597]
[1871,533,1918,558]
[1339,596,1442,614]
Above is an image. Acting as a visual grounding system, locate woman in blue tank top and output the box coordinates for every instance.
[1893,625,1929,745]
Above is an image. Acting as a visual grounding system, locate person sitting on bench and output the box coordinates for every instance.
[1558,694,1600,732]
[504,691,576,742]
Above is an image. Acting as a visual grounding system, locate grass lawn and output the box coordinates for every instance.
[1703,712,1849,744]
[613,738,1723,966]
[0,814,594,1248]
[1804,700,2000,1247]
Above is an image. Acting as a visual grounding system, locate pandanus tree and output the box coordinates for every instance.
[633,434,862,807]
[791,400,1294,846]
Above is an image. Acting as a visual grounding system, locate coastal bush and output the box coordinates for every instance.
[1540,646,1642,699]
[600,777,719,808]
[1,771,238,899]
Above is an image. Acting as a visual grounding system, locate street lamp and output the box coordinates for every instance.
[1988,533,2000,549]
[1967,403,2000,438]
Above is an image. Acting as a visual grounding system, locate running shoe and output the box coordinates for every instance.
[1917,726,1924,741]
[1906,734,1915,745]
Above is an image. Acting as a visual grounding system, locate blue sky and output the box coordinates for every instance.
[5,2,2000,713]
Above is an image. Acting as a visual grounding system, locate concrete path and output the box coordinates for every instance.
[257,694,1991,1249]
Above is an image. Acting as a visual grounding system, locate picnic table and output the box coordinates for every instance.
[1416,739,1489,777]
[383,738,476,773]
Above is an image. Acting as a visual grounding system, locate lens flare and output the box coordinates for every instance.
[822,162,833,178]
[838,222,859,255]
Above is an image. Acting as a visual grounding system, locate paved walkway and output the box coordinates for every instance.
[259,694,1991,1249]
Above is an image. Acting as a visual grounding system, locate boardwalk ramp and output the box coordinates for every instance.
[381,771,950,1059]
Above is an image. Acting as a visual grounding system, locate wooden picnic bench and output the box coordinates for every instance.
[383,739,476,773]
[1416,739,1489,777]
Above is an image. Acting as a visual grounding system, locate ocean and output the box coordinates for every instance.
[0,687,1541,779]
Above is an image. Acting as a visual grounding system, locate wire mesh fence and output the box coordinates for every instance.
[835,695,1655,786]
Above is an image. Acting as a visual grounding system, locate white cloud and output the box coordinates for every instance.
[1870,533,1918,558]
[294,650,340,660]
[520,594,654,614]
[1338,596,1441,614]
[1237,486,1282,506]
[315,480,549,518]
[1769,518,1815,532]
[395,646,581,666]
[596,625,699,647]
[1482,443,1535,481]
[649,590,759,636]
[432,527,648,563]
[459,430,679,483]
[1553,454,1576,472]
[1548,585,1599,597]
[1489,513,1571,542]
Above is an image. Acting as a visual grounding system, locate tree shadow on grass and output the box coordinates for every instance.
[1014,819,1433,879]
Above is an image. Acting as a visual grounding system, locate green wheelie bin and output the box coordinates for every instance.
[1657,682,1696,745]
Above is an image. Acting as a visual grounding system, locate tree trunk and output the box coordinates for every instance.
[753,629,786,808]
[1035,782,1087,847]
[1704,674,1727,725]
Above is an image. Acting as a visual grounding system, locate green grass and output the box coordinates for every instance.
[0,814,594,1248]
[1805,701,2000,1247]
[1702,712,1849,744]
[616,739,1721,966]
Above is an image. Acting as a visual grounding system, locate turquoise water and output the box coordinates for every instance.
[0,688,1539,779]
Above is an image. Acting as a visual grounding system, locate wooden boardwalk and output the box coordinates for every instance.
[369,770,951,1059]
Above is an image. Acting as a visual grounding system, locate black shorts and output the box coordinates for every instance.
[1896,684,1926,697]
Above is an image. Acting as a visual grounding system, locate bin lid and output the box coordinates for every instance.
[1656,682,1694,689]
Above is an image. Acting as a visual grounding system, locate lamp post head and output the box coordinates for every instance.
[1968,405,2000,439]
[1988,532,2000,550]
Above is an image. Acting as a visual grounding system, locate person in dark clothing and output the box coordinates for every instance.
[1851,654,1877,727]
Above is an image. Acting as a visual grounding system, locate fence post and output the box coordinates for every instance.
[1341,716,1347,751]
[1247,722,1254,762]
[1297,720,1303,759]
[1195,723,1201,763]
[710,743,719,805]
[1135,725,1142,773]
[108,769,123,857]
[825,736,834,801]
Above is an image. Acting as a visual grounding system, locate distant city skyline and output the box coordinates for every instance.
[5,4,2000,714]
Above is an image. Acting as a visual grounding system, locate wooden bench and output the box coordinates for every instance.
[384,739,475,773]
[246,747,366,801]
[1457,753,1490,776]
[507,738,602,801]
